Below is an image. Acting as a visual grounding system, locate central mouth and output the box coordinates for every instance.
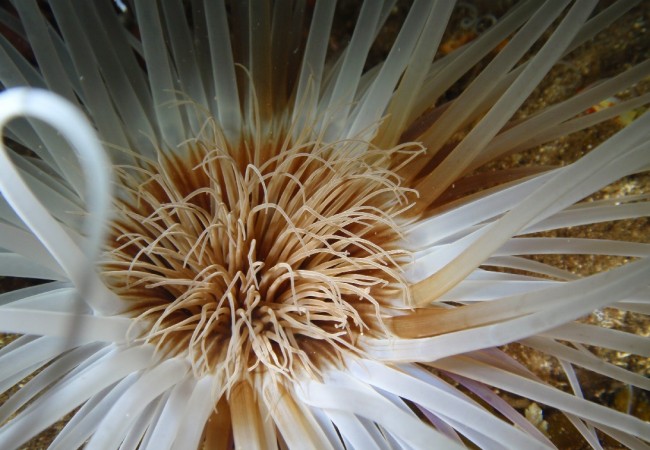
[102,129,416,390]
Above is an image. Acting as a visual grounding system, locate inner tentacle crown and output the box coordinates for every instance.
[102,122,418,391]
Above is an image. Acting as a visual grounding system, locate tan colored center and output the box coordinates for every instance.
[102,133,414,390]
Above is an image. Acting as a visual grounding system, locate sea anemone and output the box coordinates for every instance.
[0,0,649,448]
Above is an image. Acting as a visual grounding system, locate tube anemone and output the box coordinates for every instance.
[0,1,649,449]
